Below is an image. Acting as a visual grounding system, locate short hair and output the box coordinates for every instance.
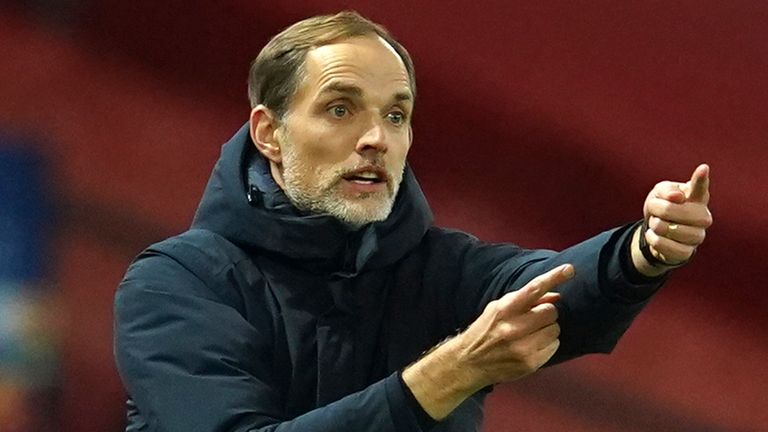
[247,11,416,118]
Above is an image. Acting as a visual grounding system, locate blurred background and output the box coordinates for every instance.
[1,1,766,431]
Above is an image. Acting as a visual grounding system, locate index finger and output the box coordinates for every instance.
[501,264,574,313]
[686,163,710,204]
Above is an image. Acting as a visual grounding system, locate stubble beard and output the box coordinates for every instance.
[280,140,405,229]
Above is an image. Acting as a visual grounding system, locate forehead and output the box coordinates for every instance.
[299,36,412,99]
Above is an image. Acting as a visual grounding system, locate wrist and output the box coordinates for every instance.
[401,335,481,421]
[632,223,683,277]
[439,335,489,395]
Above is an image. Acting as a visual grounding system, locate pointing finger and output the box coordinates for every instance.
[501,264,574,313]
[686,164,710,204]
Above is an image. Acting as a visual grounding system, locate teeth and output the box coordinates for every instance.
[357,172,378,179]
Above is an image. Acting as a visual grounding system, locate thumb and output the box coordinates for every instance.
[685,163,710,204]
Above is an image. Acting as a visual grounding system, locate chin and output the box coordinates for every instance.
[331,197,394,228]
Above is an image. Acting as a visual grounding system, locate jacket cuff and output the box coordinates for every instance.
[397,371,438,430]
[605,220,668,303]
[383,372,435,431]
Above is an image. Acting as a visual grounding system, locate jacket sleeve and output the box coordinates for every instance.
[453,221,665,363]
[114,252,427,432]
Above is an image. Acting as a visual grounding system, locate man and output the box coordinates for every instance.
[114,11,712,432]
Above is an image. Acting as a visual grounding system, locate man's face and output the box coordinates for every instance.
[274,36,414,227]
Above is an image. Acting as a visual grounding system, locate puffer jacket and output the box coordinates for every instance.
[114,123,663,432]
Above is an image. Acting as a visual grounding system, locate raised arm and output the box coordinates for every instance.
[400,165,713,423]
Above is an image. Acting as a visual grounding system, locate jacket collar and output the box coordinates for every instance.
[191,123,433,275]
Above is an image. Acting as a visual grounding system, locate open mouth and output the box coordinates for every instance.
[342,167,387,185]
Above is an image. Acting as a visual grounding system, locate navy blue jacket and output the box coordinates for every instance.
[114,124,663,431]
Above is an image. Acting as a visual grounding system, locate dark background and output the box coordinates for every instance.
[1,1,766,430]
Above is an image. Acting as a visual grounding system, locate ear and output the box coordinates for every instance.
[249,105,283,164]
[406,125,414,150]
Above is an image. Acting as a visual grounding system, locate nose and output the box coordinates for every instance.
[355,116,388,155]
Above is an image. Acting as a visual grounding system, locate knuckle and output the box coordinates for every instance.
[658,200,673,217]
[649,216,663,232]
[541,303,559,322]
[486,300,499,313]
[646,232,662,248]
[524,281,541,296]
[529,273,549,289]
[537,301,555,312]
[497,322,517,339]
[484,300,503,317]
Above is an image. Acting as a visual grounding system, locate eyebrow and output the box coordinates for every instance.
[320,82,363,97]
[318,82,413,104]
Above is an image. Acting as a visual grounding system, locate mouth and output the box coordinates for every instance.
[341,166,388,186]
[339,165,390,195]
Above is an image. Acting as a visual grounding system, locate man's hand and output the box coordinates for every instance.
[402,264,574,420]
[632,164,713,276]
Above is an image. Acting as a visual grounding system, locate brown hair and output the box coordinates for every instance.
[247,11,416,118]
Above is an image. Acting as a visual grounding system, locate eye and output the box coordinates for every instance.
[329,105,348,118]
[387,111,406,125]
